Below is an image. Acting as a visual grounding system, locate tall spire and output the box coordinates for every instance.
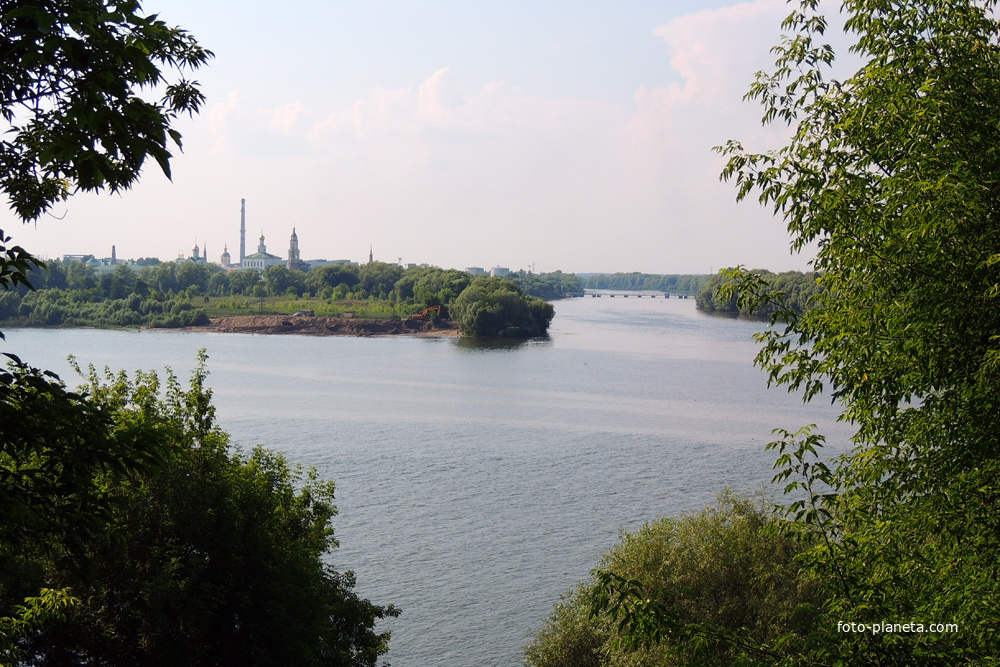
[369,245,373,264]
[287,227,300,270]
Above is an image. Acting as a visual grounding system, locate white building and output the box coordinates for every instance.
[242,233,284,272]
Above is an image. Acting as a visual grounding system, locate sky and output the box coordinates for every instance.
[5,0,855,274]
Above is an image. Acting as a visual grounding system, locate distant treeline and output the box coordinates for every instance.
[507,270,582,300]
[583,273,709,295]
[695,269,823,318]
[0,260,566,336]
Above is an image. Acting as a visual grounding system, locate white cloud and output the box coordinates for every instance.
[207,90,241,153]
[306,67,612,147]
[417,67,452,121]
[262,102,312,134]
[653,0,788,109]
[628,0,789,155]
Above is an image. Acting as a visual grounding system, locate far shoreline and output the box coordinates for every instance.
[1,315,461,338]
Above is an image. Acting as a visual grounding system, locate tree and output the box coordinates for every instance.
[527,493,818,667]
[307,264,359,295]
[695,269,823,318]
[0,0,213,222]
[175,260,210,293]
[0,355,170,659]
[451,277,554,337]
[584,1,1000,663]
[1,0,211,651]
[264,264,305,297]
[207,270,229,296]
[357,262,403,299]
[391,266,471,315]
[107,263,136,299]
[228,267,263,296]
[0,230,40,303]
[4,355,399,665]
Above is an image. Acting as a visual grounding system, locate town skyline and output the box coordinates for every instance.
[42,212,524,276]
[3,0,855,275]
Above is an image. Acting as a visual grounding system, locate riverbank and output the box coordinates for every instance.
[202,315,459,337]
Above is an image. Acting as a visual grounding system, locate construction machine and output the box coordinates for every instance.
[410,305,442,320]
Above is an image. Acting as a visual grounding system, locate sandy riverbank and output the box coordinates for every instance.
[202,315,459,337]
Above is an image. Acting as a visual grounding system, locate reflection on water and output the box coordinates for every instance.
[453,335,552,353]
[1,298,851,667]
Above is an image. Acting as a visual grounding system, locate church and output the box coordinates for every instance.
[219,199,360,272]
[240,232,284,272]
[220,198,294,273]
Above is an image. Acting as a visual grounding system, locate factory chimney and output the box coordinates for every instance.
[239,198,246,264]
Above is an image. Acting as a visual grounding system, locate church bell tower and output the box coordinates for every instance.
[287,228,300,270]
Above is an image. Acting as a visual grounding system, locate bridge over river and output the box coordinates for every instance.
[578,289,692,299]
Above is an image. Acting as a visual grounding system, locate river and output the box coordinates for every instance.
[2,296,851,666]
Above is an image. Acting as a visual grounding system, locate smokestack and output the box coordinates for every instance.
[240,198,246,264]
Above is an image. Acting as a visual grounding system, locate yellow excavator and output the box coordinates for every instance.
[410,305,442,320]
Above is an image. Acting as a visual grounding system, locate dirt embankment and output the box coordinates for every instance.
[203,315,459,337]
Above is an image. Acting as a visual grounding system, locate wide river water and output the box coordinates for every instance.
[3,296,851,666]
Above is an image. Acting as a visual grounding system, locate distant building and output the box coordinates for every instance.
[62,254,93,263]
[490,266,510,277]
[287,228,301,270]
[242,233,284,272]
[186,241,208,265]
[63,249,140,273]
[465,267,486,276]
[221,245,232,267]
[305,259,357,268]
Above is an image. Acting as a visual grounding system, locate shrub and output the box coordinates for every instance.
[526,491,818,667]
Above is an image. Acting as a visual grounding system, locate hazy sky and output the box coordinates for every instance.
[6,0,853,274]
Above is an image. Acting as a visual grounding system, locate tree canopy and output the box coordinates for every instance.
[1,354,398,665]
[0,3,406,662]
[561,0,1000,664]
[0,0,212,222]
[451,277,555,337]
[695,269,823,318]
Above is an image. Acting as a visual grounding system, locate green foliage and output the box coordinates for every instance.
[227,267,264,295]
[583,273,708,296]
[0,230,43,298]
[0,354,171,660]
[560,1,1000,664]
[264,264,307,297]
[357,262,403,300]
[307,264,360,295]
[0,354,166,552]
[695,269,823,319]
[709,0,1000,662]
[392,266,471,314]
[2,353,398,665]
[451,277,555,337]
[525,492,818,667]
[507,270,582,300]
[0,260,218,328]
[0,0,213,221]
